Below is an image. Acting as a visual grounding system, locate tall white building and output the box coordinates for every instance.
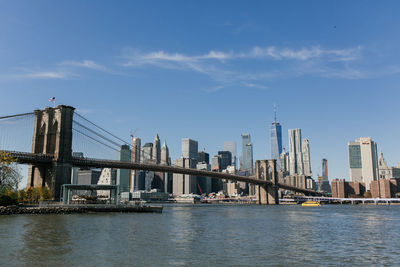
[182,138,198,160]
[172,157,197,195]
[172,138,199,196]
[288,129,303,175]
[131,137,141,191]
[348,137,378,190]
[302,138,312,176]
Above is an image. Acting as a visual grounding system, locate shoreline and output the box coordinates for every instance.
[0,204,163,215]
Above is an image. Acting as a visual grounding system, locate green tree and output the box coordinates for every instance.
[0,151,22,191]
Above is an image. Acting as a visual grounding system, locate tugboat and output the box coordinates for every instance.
[301,200,321,207]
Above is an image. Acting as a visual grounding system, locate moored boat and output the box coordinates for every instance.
[301,200,321,207]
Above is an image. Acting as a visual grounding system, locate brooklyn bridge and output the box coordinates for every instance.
[0,105,321,204]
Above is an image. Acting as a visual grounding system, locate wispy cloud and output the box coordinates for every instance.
[120,45,364,91]
[243,46,361,61]
[0,69,71,80]
[59,60,108,72]
[24,71,68,79]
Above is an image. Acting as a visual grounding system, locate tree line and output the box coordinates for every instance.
[0,151,52,206]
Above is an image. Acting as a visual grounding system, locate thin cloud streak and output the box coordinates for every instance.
[120,45,364,91]
[0,70,71,79]
[59,60,108,72]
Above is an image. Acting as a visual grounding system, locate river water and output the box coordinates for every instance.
[1,204,399,266]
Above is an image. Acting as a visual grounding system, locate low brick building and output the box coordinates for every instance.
[331,179,365,198]
[370,179,400,198]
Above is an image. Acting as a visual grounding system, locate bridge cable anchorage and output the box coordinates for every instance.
[72,128,120,152]
[0,112,34,120]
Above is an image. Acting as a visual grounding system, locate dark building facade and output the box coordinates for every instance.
[198,151,210,164]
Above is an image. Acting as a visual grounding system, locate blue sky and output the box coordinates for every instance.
[1,1,400,183]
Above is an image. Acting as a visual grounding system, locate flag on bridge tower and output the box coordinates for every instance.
[49,97,56,107]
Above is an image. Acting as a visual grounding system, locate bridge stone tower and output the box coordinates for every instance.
[255,160,279,205]
[27,105,75,200]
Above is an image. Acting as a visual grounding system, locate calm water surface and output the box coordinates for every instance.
[1,204,399,266]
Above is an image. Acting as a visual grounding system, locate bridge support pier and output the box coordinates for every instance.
[27,105,75,200]
[255,160,279,205]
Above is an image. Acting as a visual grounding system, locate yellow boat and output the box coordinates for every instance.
[301,200,321,207]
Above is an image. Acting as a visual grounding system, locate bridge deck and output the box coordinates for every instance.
[4,150,319,195]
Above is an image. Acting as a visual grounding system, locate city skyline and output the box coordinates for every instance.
[2,1,400,183]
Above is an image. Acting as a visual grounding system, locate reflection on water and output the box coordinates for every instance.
[20,215,71,264]
[1,205,400,266]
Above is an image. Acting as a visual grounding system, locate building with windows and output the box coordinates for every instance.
[348,137,378,190]
[131,137,141,191]
[152,134,161,164]
[71,152,84,184]
[182,138,198,160]
[172,138,199,195]
[198,151,210,164]
[288,128,303,175]
[117,144,131,192]
[223,141,237,169]
[97,168,117,197]
[141,143,153,163]
[279,148,290,177]
[172,157,197,195]
[241,133,253,174]
[196,162,212,194]
[218,151,232,170]
[302,138,311,176]
[270,106,282,164]
[378,151,400,179]
[319,158,331,193]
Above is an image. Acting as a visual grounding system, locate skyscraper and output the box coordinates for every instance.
[218,151,232,170]
[288,128,303,175]
[302,138,311,176]
[348,137,378,190]
[161,140,172,193]
[198,151,210,164]
[117,144,131,192]
[131,137,141,191]
[322,158,328,180]
[172,138,199,195]
[223,141,236,169]
[270,105,282,163]
[279,148,290,176]
[161,140,170,165]
[241,134,253,174]
[141,143,153,163]
[320,158,331,193]
[182,138,198,160]
[152,134,161,164]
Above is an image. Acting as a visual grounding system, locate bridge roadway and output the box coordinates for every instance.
[4,150,319,196]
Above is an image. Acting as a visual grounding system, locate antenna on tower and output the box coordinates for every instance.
[273,104,277,123]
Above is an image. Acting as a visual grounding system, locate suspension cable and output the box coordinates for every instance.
[72,128,120,152]
[73,120,122,148]
[0,112,34,120]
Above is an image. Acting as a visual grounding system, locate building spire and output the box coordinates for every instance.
[273,104,277,123]
[162,139,168,149]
